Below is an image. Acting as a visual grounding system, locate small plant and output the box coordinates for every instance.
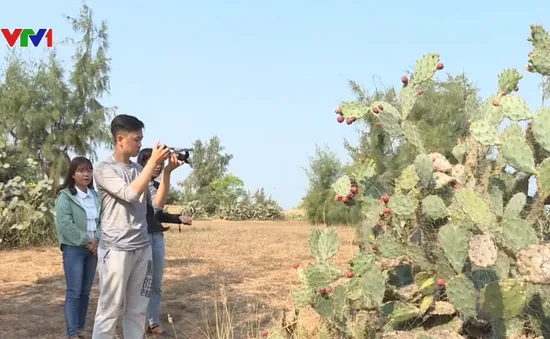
[289,24,550,338]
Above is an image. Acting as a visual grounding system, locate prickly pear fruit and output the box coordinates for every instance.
[261,330,268,337]
[492,99,499,106]
[378,104,384,111]
[346,271,354,278]
[350,186,358,194]
[342,196,349,203]
[334,194,341,202]
[436,278,445,287]
[417,89,424,95]
[337,115,344,123]
[468,234,498,268]
[346,118,353,125]
[292,263,299,269]
[381,195,389,203]
[401,76,408,84]
[516,244,550,284]
[318,288,327,296]
[436,63,444,70]
[327,286,333,293]
[335,107,342,114]
[373,107,380,114]
[384,207,391,215]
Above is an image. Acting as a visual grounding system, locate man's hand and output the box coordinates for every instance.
[164,153,184,173]
[179,214,192,225]
[88,238,98,252]
[150,142,171,166]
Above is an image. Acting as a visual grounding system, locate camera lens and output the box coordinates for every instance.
[176,152,188,162]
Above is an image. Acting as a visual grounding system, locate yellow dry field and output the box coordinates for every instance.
[0,220,356,339]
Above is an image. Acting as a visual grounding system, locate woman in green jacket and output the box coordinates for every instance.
[54,157,101,339]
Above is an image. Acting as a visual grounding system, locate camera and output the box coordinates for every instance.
[167,147,193,165]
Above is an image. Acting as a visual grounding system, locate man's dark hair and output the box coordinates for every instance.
[110,114,145,140]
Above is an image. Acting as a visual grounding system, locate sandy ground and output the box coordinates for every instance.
[0,220,356,339]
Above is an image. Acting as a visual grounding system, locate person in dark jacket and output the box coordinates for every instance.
[137,148,192,336]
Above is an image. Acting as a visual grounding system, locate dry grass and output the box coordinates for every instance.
[0,220,355,339]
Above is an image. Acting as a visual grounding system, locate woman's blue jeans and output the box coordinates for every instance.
[147,232,166,326]
[61,244,97,337]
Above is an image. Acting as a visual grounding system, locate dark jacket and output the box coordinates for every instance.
[147,181,182,233]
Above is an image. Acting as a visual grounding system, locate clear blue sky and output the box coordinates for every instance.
[1,0,549,209]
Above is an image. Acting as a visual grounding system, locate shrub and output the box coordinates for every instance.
[283,24,550,339]
[218,202,284,221]
[0,151,56,247]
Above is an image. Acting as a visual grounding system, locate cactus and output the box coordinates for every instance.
[289,24,550,339]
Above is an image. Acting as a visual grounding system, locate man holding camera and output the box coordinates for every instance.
[91,114,184,339]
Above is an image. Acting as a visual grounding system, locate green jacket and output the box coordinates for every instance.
[54,187,101,247]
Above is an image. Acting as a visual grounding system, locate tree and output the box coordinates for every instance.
[178,136,233,214]
[0,4,114,180]
[210,174,246,206]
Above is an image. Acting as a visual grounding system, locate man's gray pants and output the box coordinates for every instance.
[92,246,153,339]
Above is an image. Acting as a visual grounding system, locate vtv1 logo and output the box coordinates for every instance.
[1,29,53,48]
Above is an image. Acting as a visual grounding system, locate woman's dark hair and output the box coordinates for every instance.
[137,148,153,167]
[55,157,94,196]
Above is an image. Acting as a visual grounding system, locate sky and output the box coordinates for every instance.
[1,0,549,209]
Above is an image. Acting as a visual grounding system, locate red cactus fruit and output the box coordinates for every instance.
[337,115,344,123]
[436,63,444,70]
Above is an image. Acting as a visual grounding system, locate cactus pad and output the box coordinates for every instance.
[396,165,419,191]
[516,244,550,284]
[400,84,417,120]
[438,223,470,274]
[418,277,437,296]
[402,121,425,153]
[347,263,386,308]
[493,251,512,279]
[339,101,370,119]
[497,69,522,94]
[381,301,420,323]
[454,187,493,227]
[532,107,550,153]
[501,136,537,174]
[378,112,404,137]
[451,143,467,163]
[376,235,406,258]
[502,218,539,253]
[500,122,524,141]
[488,183,504,217]
[468,234,498,268]
[414,154,434,187]
[537,158,550,198]
[332,175,352,197]
[503,192,527,220]
[481,95,505,126]
[479,279,528,320]
[305,262,343,290]
[388,194,416,216]
[500,95,532,121]
[446,275,478,318]
[428,153,452,173]
[317,227,339,261]
[470,119,499,146]
[421,195,449,220]
[348,252,376,276]
[412,53,440,85]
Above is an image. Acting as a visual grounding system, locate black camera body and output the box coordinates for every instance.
[167,147,193,165]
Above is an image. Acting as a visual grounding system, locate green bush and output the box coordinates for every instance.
[218,202,284,221]
[0,151,56,248]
